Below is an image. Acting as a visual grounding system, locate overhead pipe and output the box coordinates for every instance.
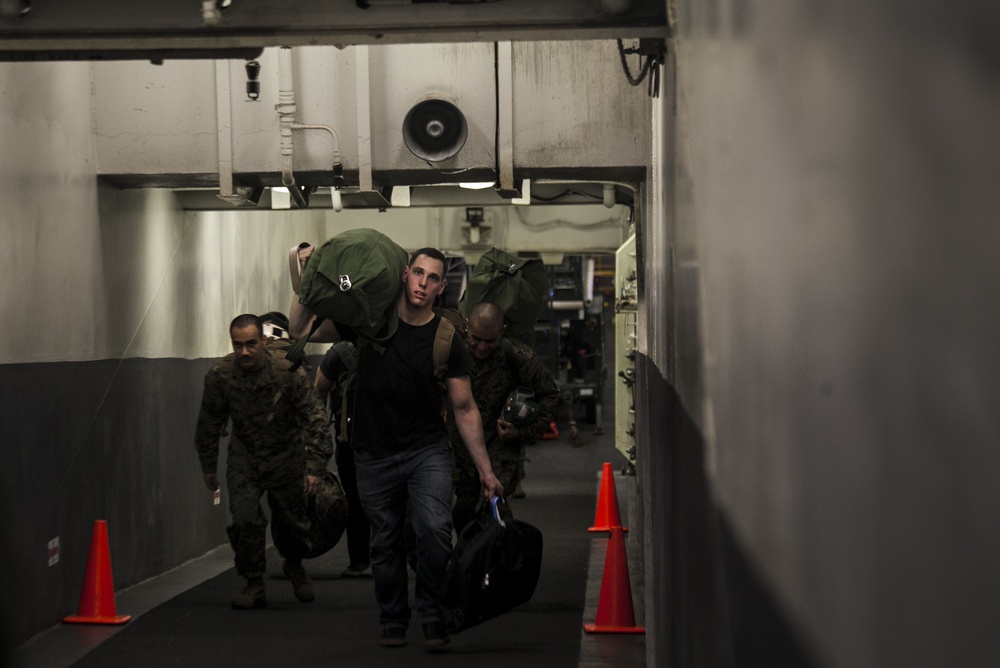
[275,46,345,210]
[293,122,343,211]
[603,184,615,208]
[276,47,307,208]
[584,256,596,308]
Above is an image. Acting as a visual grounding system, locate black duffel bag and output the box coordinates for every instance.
[439,497,543,633]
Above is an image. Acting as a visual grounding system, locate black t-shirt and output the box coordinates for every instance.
[350,315,470,459]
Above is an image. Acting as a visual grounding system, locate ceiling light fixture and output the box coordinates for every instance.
[512,179,531,205]
[390,186,411,207]
[271,186,291,210]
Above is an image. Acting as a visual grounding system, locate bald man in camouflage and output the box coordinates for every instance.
[195,313,333,610]
[450,302,560,532]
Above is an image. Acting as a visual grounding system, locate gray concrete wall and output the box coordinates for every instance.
[642,0,1000,666]
[0,359,220,645]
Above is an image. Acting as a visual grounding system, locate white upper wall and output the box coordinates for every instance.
[92,41,651,181]
[93,58,220,175]
[0,61,105,363]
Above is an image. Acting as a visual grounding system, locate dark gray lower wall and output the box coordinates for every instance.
[0,357,229,647]
[636,352,818,668]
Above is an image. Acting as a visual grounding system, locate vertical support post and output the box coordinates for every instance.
[355,45,373,194]
[496,41,515,195]
[215,60,234,198]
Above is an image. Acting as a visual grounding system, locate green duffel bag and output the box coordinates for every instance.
[458,247,548,346]
[287,228,408,366]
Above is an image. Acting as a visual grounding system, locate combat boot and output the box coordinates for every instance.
[283,559,315,602]
[231,578,266,610]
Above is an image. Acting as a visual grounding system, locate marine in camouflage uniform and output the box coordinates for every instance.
[450,303,559,532]
[195,314,333,608]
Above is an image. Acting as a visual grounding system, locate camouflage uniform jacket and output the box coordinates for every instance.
[195,349,332,487]
[450,338,559,464]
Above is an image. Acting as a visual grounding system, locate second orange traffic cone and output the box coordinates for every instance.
[588,462,627,532]
[64,520,131,625]
[584,526,645,634]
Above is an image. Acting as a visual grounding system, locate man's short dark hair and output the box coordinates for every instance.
[230,313,263,338]
[468,302,505,330]
[409,247,448,270]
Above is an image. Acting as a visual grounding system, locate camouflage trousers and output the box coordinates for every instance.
[452,443,523,534]
[226,457,311,580]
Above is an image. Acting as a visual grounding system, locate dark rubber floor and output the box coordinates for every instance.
[67,428,619,668]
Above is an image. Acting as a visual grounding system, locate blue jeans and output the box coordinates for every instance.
[355,440,454,629]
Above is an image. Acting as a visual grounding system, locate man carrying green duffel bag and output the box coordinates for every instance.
[286,229,409,360]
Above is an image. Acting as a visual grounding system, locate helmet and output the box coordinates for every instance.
[502,386,540,427]
[304,470,348,558]
[259,311,291,340]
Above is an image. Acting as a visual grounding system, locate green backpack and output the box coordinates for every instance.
[288,228,408,366]
[458,247,548,346]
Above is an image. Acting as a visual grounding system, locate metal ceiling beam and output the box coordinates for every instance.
[0,0,668,61]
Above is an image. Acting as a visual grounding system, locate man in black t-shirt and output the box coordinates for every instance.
[350,247,502,650]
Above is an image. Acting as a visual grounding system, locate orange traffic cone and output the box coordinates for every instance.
[588,462,627,532]
[584,526,645,634]
[542,421,559,440]
[64,520,131,625]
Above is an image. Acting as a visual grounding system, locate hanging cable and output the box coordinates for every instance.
[617,38,666,98]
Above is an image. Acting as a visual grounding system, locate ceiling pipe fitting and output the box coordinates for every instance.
[292,122,343,211]
[584,257,596,307]
[201,0,221,25]
[275,46,346,210]
[276,47,308,208]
